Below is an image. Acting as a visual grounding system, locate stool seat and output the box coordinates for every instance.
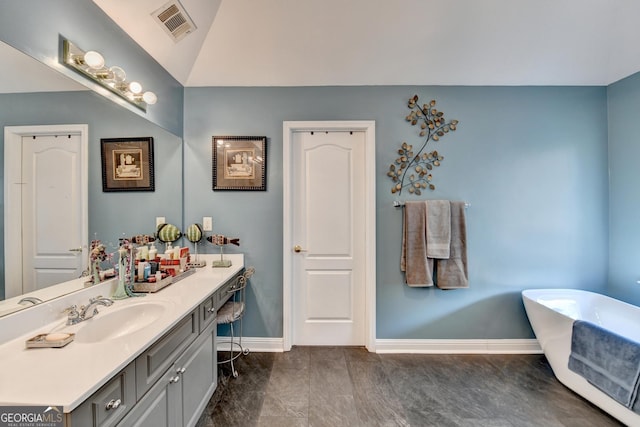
[216,267,254,378]
[217,301,245,324]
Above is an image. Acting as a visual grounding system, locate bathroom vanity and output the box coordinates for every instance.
[0,254,244,427]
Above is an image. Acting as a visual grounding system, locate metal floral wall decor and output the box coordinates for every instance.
[388,95,459,195]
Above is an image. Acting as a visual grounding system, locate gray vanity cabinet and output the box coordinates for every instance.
[176,320,216,427]
[115,366,181,427]
[117,318,216,427]
[65,270,241,427]
[135,311,199,400]
[67,361,136,427]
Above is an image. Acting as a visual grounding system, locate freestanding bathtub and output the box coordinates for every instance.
[522,288,640,426]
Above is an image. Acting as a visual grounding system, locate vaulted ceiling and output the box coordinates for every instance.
[94,0,640,87]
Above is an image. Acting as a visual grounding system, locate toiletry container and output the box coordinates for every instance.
[138,245,149,262]
[165,242,174,259]
[149,242,158,261]
[138,261,148,281]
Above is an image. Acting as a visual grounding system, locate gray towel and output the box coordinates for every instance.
[426,200,451,259]
[568,320,640,412]
[400,201,433,286]
[435,201,468,289]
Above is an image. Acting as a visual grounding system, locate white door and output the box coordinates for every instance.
[292,130,366,345]
[21,134,85,293]
[4,124,88,299]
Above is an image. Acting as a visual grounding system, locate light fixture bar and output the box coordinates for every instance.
[61,38,157,112]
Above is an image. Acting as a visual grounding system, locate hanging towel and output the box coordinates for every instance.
[426,200,451,259]
[435,201,468,289]
[400,201,433,286]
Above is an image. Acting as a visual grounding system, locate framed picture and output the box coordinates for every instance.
[212,136,267,191]
[101,137,155,192]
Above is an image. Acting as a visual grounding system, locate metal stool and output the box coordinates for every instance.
[216,267,254,377]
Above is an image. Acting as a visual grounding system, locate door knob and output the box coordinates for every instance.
[293,245,307,253]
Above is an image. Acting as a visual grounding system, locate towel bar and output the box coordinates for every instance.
[393,200,470,208]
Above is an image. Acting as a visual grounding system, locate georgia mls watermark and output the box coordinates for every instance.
[0,406,63,427]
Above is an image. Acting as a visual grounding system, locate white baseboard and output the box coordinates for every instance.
[217,337,542,354]
[374,339,542,354]
[217,337,284,352]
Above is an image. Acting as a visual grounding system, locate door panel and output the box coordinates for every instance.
[22,134,84,292]
[306,271,352,320]
[292,131,365,345]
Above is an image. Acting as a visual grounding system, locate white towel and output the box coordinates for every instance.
[426,200,451,259]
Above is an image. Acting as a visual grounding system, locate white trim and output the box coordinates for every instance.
[283,120,376,352]
[4,124,89,299]
[375,339,543,354]
[216,338,542,354]
[217,337,284,353]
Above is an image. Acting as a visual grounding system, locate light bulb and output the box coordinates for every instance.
[83,51,105,69]
[142,91,157,105]
[109,66,126,83]
[129,81,143,94]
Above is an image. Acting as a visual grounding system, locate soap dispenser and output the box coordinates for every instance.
[149,242,158,261]
[164,241,174,259]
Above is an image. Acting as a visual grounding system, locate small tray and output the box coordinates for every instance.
[132,268,197,293]
[26,333,75,348]
[133,275,173,293]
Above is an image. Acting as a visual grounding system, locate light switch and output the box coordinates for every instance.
[203,217,213,231]
[156,217,166,227]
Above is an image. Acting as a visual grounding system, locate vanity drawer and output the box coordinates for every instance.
[135,310,198,400]
[214,271,243,311]
[68,361,135,427]
[199,295,216,333]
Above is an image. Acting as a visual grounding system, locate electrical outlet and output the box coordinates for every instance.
[156,217,166,228]
[203,217,213,231]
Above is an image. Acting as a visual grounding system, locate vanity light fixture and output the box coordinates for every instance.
[61,38,158,111]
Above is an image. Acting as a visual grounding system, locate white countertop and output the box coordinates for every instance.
[0,254,243,412]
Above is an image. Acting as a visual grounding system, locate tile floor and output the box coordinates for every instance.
[197,347,623,427]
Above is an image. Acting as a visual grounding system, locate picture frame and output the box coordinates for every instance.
[101,137,155,192]
[212,136,267,191]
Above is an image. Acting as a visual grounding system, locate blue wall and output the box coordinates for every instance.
[0,0,183,136]
[607,73,640,305]
[0,91,183,299]
[184,85,609,340]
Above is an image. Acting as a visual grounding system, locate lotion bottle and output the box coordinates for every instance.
[164,242,174,259]
[149,242,158,261]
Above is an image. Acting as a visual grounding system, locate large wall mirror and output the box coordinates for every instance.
[0,40,183,316]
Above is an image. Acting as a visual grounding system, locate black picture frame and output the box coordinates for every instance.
[101,137,155,192]
[212,136,267,191]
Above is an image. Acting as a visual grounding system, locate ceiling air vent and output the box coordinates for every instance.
[152,1,196,42]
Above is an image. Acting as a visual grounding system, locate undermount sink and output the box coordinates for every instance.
[74,300,171,344]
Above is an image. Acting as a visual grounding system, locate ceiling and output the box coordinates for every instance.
[92,1,640,87]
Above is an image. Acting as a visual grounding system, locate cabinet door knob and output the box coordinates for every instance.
[177,367,186,374]
[207,307,216,313]
[105,399,121,410]
[170,375,181,383]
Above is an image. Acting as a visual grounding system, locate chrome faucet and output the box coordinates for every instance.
[64,305,82,325]
[79,296,114,321]
[18,297,43,306]
[65,296,114,325]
